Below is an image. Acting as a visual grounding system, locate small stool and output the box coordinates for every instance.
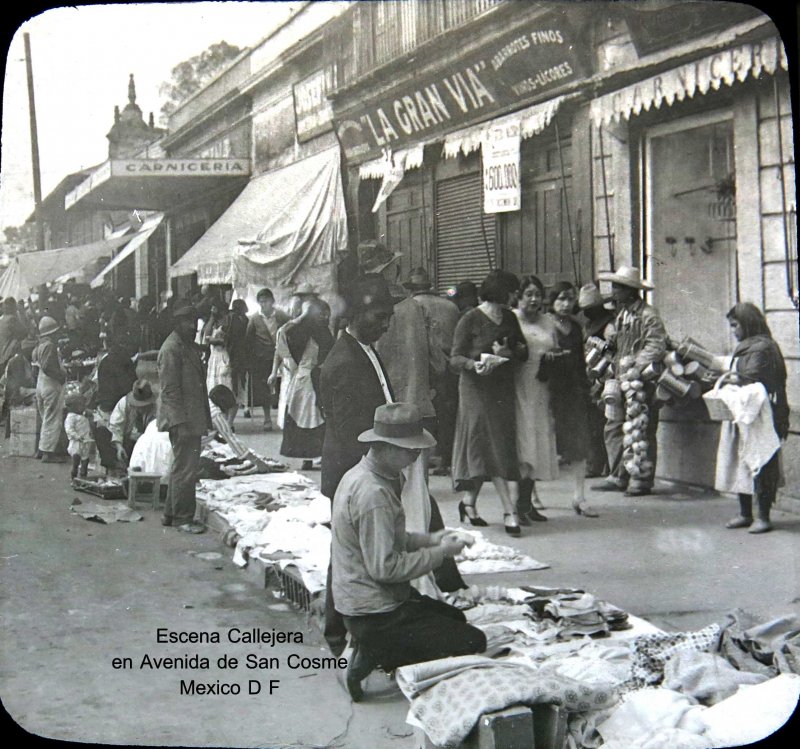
[127,470,162,510]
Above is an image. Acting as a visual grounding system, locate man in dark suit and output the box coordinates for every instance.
[320,275,396,499]
[319,274,395,655]
[157,303,212,534]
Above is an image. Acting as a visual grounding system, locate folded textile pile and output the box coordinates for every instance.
[544,593,609,639]
[455,530,549,574]
[627,624,721,688]
[719,608,800,677]
[597,673,800,748]
[398,654,619,748]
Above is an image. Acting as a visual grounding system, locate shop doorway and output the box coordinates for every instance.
[499,136,576,287]
[385,172,430,286]
[644,112,737,353]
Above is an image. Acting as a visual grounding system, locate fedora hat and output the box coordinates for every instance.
[357,240,403,275]
[38,316,61,337]
[346,273,395,313]
[358,402,436,449]
[128,379,156,407]
[171,303,198,319]
[578,283,609,310]
[294,282,318,297]
[403,267,432,290]
[597,265,654,290]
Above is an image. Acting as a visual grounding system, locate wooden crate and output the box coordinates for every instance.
[8,406,38,457]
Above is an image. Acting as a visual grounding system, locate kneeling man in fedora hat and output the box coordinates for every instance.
[331,402,486,702]
[108,379,157,468]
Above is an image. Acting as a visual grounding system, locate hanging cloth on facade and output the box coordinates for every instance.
[169,145,348,290]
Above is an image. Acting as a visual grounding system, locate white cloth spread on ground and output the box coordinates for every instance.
[713,382,781,494]
[454,528,549,573]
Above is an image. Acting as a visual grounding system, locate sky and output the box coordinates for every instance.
[0,1,305,233]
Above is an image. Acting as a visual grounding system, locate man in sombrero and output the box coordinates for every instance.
[593,266,667,497]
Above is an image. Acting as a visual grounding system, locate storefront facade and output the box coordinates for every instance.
[329,1,798,498]
[165,1,352,309]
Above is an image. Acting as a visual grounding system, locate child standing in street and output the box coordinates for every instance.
[64,393,93,479]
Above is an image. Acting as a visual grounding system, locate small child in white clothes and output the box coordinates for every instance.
[64,393,94,479]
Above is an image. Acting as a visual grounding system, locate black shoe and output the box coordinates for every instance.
[458,501,488,527]
[346,644,374,702]
[591,481,626,492]
[504,513,521,536]
[524,507,548,522]
[161,517,173,527]
[624,486,652,497]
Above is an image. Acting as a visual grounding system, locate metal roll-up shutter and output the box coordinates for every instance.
[435,174,495,293]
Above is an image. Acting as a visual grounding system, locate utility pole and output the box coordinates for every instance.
[24,32,44,252]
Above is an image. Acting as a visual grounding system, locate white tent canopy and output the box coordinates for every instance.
[90,213,164,288]
[0,235,131,300]
[170,145,347,299]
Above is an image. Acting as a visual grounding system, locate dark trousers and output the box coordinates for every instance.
[604,392,660,490]
[738,451,781,520]
[586,403,609,477]
[324,494,465,655]
[164,431,201,525]
[433,372,458,469]
[344,590,486,672]
[95,425,116,470]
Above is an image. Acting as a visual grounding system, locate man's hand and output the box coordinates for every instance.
[439,535,467,558]
[114,443,128,464]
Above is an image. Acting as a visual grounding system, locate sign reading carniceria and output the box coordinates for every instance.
[65,159,251,209]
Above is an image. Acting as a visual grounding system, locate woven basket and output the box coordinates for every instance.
[702,372,736,421]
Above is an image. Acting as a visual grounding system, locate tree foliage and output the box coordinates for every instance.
[159,41,243,123]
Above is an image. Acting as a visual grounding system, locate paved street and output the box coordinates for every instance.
[1,414,798,747]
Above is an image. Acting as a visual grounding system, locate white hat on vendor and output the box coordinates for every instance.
[597,265,654,290]
[358,402,437,450]
[38,316,61,337]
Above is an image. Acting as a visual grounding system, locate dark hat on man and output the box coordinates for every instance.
[346,273,395,313]
[403,267,432,291]
[358,402,436,449]
[357,240,403,275]
[171,303,198,319]
[128,379,156,407]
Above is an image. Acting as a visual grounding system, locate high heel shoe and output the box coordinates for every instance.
[572,500,599,518]
[458,501,488,527]
[504,513,521,536]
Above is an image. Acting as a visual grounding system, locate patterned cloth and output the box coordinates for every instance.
[627,624,720,688]
[403,658,618,748]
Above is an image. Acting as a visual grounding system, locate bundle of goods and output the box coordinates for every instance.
[585,336,616,405]
[654,339,723,407]
[617,356,655,480]
[72,476,126,499]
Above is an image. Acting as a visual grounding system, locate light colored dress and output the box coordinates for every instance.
[206,324,232,393]
[514,309,559,481]
[64,413,93,459]
[275,327,326,458]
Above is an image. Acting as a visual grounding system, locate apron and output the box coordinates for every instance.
[36,370,64,453]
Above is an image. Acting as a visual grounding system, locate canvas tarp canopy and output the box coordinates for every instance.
[90,213,164,288]
[0,234,131,300]
[169,145,347,301]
